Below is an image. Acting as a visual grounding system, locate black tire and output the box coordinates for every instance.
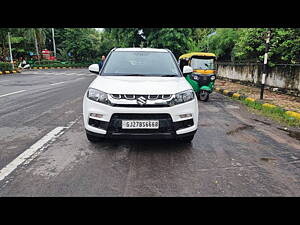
[178,135,194,143]
[198,91,209,102]
[86,132,103,142]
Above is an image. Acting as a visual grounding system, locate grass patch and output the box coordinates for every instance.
[238,97,300,127]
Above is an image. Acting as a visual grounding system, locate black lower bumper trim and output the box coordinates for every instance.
[86,129,197,140]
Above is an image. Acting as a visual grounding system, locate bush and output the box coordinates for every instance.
[0,62,13,71]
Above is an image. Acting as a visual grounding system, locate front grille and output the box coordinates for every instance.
[197,75,211,86]
[111,113,171,120]
[109,94,173,108]
[112,104,169,108]
[111,94,172,100]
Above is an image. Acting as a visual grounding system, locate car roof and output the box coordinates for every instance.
[114,48,169,53]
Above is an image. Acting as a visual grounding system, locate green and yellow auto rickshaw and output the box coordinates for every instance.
[178,52,217,101]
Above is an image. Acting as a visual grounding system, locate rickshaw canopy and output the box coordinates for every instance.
[179,52,216,59]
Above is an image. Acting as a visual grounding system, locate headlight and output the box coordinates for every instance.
[172,89,195,105]
[192,75,199,80]
[210,75,216,81]
[87,88,111,105]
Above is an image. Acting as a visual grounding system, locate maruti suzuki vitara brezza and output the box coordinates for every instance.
[83,48,198,142]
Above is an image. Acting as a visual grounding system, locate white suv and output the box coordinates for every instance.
[83,48,198,142]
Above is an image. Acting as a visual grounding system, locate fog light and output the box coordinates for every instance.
[90,113,103,118]
[179,113,192,118]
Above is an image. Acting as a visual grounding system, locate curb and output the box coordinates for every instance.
[0,69,21,75]
[30,66,86,70]
[0,67,86,75]
[215,87,300,121]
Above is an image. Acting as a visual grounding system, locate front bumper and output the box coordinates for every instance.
[83,96,198,139]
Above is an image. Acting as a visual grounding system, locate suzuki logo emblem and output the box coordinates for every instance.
[137,96,147,106]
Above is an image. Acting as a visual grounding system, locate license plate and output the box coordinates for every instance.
[122,120,159,129]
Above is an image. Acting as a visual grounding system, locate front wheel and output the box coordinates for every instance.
[178,135,194,143]
[86,132,103,143]
[197,90,209,102]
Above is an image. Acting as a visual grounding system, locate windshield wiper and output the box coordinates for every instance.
[122,74,147,76]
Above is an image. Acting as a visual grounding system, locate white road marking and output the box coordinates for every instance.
[0,116,80,183]
[0,90,26,98]
[49,81,65,86]
[226,105,240,109]
[49,78,85,86]
[0,126,66,182]
[0,80,10,83]
[24,71,95,77]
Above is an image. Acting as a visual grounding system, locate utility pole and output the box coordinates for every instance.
[51,28,57,58]
[8,32,14,70]
[260,29,271,100]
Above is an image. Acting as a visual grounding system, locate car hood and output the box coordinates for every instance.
[89,76,193,94]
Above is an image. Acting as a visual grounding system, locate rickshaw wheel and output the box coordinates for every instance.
[198,91,209,102]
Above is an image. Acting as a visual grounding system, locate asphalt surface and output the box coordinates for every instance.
[0,69,300,196]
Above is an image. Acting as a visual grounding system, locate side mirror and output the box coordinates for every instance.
[88,64,99,74]
[183,66,193,75]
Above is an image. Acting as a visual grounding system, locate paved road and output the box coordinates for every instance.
[0,69,300,196]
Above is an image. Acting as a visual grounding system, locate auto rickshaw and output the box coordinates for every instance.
[178,52,217,101]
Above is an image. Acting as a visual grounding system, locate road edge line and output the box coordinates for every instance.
[0,126,66,182]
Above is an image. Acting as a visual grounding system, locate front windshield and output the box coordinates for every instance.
[102,51,181,76]
[191,57,215,70]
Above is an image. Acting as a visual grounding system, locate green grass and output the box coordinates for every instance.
[238,97,300,127]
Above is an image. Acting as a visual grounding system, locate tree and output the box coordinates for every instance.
[188,28,216,52]
[0,28,30,60]
[58,28,102,62]
[207,28,240,61]
[143,28,194,58]
[104,28,144,47]
[233,28,300,65]
[0,28,11,60]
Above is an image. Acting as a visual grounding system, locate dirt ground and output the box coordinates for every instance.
[215,79,300,113]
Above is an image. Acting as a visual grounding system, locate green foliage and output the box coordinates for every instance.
[187,28,216,52]
[1,28,299,66]
[268,28,300,64]
[0,62,13,71]
[187,28,300,65]
[233,28,265,62]
[0,28,103,63]
[143,28,194,58]
[57,28,102,62]
[233,28,300,65]
[104,28,144,48]
[207,28,240,61]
